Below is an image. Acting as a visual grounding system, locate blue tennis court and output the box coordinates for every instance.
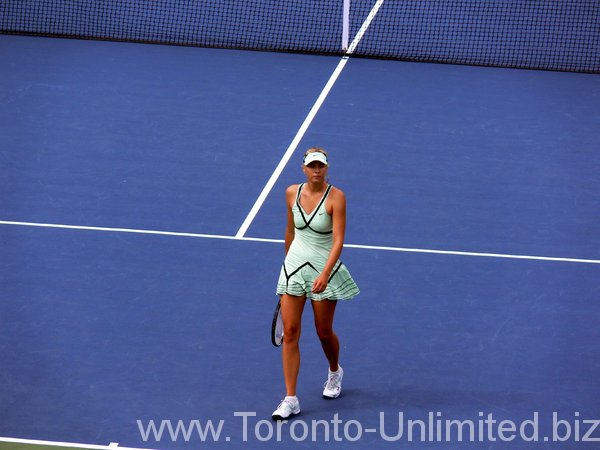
[1,1,600,449]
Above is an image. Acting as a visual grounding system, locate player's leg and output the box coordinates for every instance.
[312,299,344,399]
[280,293,307,396]
[311,299,339,372]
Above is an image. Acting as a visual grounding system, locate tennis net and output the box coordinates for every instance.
[1,0,598,73]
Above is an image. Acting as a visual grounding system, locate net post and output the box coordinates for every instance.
[342,0,350,51]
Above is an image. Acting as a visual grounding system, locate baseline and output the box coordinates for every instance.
[0,436,152,450]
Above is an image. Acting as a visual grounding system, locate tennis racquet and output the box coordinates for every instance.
[271,298,283,347]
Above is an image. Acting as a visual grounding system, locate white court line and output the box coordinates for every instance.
[346,0,386,54]
[0,220,238,241]
[0,436,154,450]
[235,0,387,238]
[234,56,349,239]
[344,243,600,265]
[2,220,599,265]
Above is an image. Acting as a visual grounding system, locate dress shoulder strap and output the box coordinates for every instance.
[295,183,304,203]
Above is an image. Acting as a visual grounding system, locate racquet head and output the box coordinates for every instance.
[271,299,283,347]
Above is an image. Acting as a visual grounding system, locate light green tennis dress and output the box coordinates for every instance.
[276,183,360,301]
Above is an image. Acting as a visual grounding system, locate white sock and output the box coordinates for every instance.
[285,395,298,403]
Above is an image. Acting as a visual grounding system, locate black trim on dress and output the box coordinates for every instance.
[295,183,333,235]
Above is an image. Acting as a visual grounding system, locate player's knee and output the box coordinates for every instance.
[283,323,301,343]
[315,325,334,342]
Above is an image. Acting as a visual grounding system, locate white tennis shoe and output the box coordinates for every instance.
[322,365,343,399]
[272,396,301,420]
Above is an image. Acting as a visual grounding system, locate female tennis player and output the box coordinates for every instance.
[272,147,359,420]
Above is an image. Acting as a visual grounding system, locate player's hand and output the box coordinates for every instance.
[312,273,328,293]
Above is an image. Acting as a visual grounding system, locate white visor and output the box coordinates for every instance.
[303,152,328,166]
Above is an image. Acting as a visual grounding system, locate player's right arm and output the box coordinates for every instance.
[284,185,297,255]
